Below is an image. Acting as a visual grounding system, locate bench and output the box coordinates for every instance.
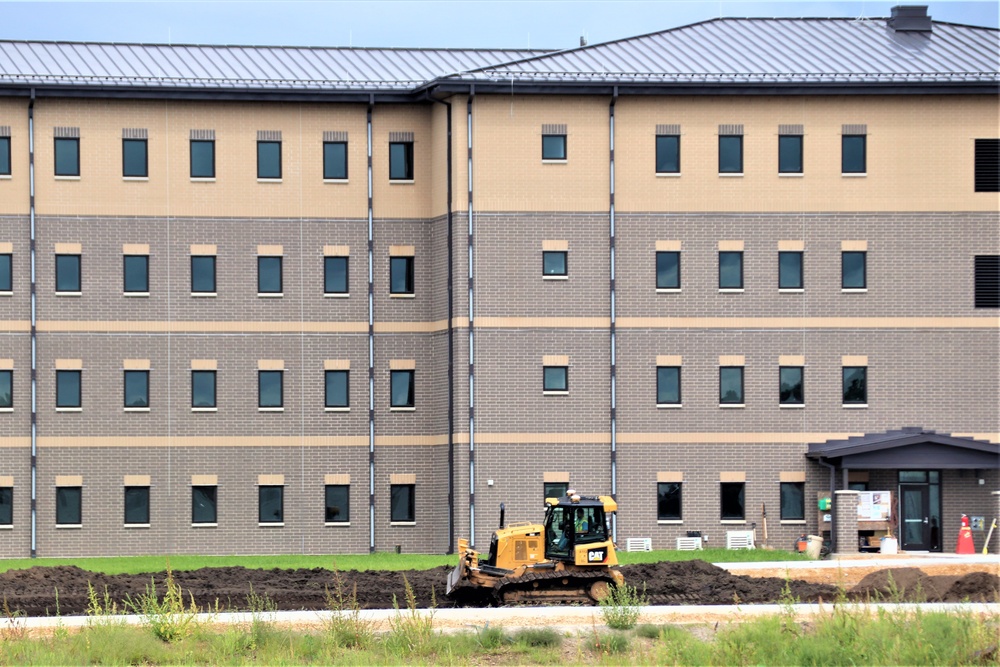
[675,537,703,551]
[726,530,756,550]
[625,537,652,552]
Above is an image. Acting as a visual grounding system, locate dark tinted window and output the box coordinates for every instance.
[657,482,682,520]
[124,370,149,408]
[975,139,1000,192]
[842,251,866,289]
[323,142,347,180]
[656,366,680,405]
[719,367,744,404]
[778,135,803,173]
[843,367,867,404]
[543,366,568,392]
[780,482,805,520]
[191,256,216,293]
[543,482,568,500]
[0,253,10,291]
[656,251,680,289]
[720,482,745,520]
[122,139,148,177]
[192,486,217,523]
[974,255,999,308]
[390,370,414,407]
[390,256,414,294]
[191,370,216,408]
[389,142,413,180]
[56,487,82,525]
[258,486,284,523]
[0,487,11,525]
[542,251,567,276]
[325,370,349,408]
[54,138,79,176]
[325,485,349,522]
[258,371,283,408]
[56,370,81,408]
[0,370,10,408]
[257,141,281,179]
[779,367,804,404]
[324,256,348,294]
[123,255,149,293]
[719,251,743,289]
[190,140,215,178]
[257,256,282,294]
[778,251,803,289]
[655,135,679,173]
[542,134,566,160]
[56,254,81,292]
[842,135,866,173]
[718,135,742,173]
[124,486,150,524]
[0,137,10,175]
[390,484,414,522]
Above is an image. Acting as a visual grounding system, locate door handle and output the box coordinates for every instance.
[923,517,929,524]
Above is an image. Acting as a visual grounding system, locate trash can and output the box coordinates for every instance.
[880,536,898,554]
[806,535,824,559]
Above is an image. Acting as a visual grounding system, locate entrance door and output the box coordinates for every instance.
[899,484,931,550]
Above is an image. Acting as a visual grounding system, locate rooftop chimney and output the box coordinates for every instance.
[580,35,588,47]
[888,5,932,32]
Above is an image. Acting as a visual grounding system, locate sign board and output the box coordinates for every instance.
[856,491,891,521]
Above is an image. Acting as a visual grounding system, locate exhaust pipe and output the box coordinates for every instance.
[499,503,505,529]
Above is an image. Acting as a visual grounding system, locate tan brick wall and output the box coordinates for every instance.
[371,104,434,220]
[0,99,29,215]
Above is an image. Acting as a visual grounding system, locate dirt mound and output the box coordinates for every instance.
[850,568,1000,602]
[945,572,1000,602]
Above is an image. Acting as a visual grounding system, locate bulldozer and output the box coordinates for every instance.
[446,490,625,605]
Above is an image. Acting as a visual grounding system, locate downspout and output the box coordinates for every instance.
[818,457,836,553]
[608,87,618,543]
[367,94,376,553]
[466,86,475,547]
[28,89,37,558]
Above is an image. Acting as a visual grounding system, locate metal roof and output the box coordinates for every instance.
[806,428,1000,469]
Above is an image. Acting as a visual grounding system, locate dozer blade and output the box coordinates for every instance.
[446,560,467,596]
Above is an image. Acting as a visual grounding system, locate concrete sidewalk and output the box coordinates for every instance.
[717,553,1000,571]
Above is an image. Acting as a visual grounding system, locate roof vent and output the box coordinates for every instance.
[888,5,932,32]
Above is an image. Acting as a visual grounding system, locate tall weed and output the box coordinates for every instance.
[385,575,436,655]
[124,563,200,643]
[598,581,647,630]
[323,568,376,649]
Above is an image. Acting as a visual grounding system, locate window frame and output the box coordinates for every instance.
[779,481,805,521]
[324,256,349,295]
[257,256,283,295]
[325,369,349,409]
[779,366,804,406]
[122,138,148,178]
[657,481,682,521]
[841,251,867,290]
[256,140,282,180]
[719,366,745,406]
[56,486,82,526]
[390,483,415,523]
[389,369,415,409]
[655,134,680,174]
[323,141,348,180]
[191,370,217,409]
[778,135,803,174]
[258,370,284,409]
[718,251,744,290]
[389,256,414,295]
[542,250,568,278]
[542,366,568,394]
[778,251,803,290]
[541,134,567,161]
[656,366,681,406]
[842,366,868,406]
[720,481,746,521]
[0,136,11,176]
[124,486,150,525]
[0,253,10,292]
[55,254,81,293]
[189,139,215,179]
[258,485,284,525]
[656,251,681,290]
[974,255,1000,308]
[325,484,350,524]
[0,486,11,526]
[123,254,149,294]
[54,137,80,177]
[56,369,81,409]
[123,369,150,409]
[0,369,11,409]
[190,255,217,294]
[191,485,217,524]
[841,135,866,174]
[388,141,414,181]
[718,135,743,174]
[543,482,568,501]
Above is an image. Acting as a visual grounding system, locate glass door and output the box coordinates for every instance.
[899,484,931,550]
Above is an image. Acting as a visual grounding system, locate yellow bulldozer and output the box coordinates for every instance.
[446,490,625,605]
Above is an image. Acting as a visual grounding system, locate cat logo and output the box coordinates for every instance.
[587,548,607,563]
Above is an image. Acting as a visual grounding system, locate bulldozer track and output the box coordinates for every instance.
[493,568,620,606]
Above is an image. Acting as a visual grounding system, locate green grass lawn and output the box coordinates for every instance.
[0,547,807,575]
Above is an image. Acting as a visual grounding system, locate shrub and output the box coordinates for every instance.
[323,569,376,649]
[591,630,630,655]
[598,581,647,630]
[512,627,562,648]
[125,564,200,643]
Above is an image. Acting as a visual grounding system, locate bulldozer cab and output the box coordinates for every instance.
[543,495,612,562]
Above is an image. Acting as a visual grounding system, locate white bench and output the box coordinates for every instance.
[726,530,756,550]
[675,537,703,551]
[625,537,652,552]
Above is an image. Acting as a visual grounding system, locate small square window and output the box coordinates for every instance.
[324,256,348,295]
[122,139,148,178]
[542,134,566,160]
[325,484,349,523]
[55,254,81,292]
[259,485,284,524]
[656,251,680,289]
[543,482,568,501]
[124,370,149,408]
[191,256,216,293]
[842,251,866,289]
[124,486,150,525]
[780,482,805,521]
[657,482,682,521]
[843,367,867,404]
[0,253,10,291]
[842,135,866,174]
[257,141,281,179]
[0,136,10,176]
[779,366,804,405]
[974,255,999,308]
[719,135,742,173]
[720,481,745,520]
[323,141,347,180]
[192,485,217,524]
[719,367,744,405]
[655,135,679,173]
[719,251,743,289]
[0,487,11,526]
[191,370,216,408]
[542,251,567,277]
[390,370,414,408]
[778,135,803,174]
[190,140,215,178]
[543,366,568,393]
[123,255,149,293]
[0,369,11,408]
[258,256,283,294]
[390,256,414,295]
[56,370,81,408]
[390,484,415,522]
[325,370,349,408]
[258,370,283,408]
[389,142,413,180]
[778,251,803,289]
[56,487,81,525]
[656,366,680,405]
[54,138,79,176]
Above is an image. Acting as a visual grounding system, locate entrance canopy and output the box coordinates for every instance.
[806,428,999,470]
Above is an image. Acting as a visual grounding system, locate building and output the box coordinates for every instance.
[0,6,997,558]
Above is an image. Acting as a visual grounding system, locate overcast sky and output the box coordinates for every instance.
[0,1,996,49]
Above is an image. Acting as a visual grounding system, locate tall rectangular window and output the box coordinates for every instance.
[390,370,414,408]
[124,486,150,525]
[543,366,568,393]
[191,256,216,294]
[780,482,805,521]
[325,370,349,409]
[779,367,804,405]
[192,486,217,524]
[655,135,680,173]
[657,482,682,521]
[719,251,743,289]
[258,370,284,409]
[778,135,803,174]
[324,256,348,295]
[541,134,567,160]
[258,486,284,524]
[778,251,803,289]
[54,138,80,176]
[0,487,11,526]
[720,482,745,520]
[974,139,999,192]
[257,141,281,179]
[123,255,149,293]
[974,255,1000,308]
[56,370,81,408]
[390,484,415,522]
[191,370,216,408]
[0,369,11,408]
[390,256,414,295]
[122,139,148,177]
[656,251,680,289]
[842,135,866,173]
[543,482,568,500]
[0,253,10,292]
[656,366,680,406]
[257,256,283,294]
[0,136,10,175]
[325,485,349,523]
[719,135,742,173]
[719,367,744,405]
[389,142,413,180]
[55,254,81,292]
[323,141,347,180]
[190,140,215,178]
[56,487,82,525]
[843,367,867,405]
[124,370,149,409]
[842,251,866,289]
[542,251,567,277]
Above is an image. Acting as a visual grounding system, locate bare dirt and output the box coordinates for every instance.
[0,560,995,617]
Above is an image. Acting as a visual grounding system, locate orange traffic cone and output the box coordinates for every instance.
[956,514,975,554]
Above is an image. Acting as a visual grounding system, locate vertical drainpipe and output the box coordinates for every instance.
[367,95,376,553]
[608,88,618,543]
[466,87,476,547]
[28,89,37,558]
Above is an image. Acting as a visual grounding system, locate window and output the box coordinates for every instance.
[191,370,216,408]
[124,370,149,409]
[325,484,349,523]
[56,487,81,525]
[390,484,415,522]
[192,485,217,524]
[780,482,805,521]
[190,140,215,178]
[0,370,10,408]
[778,251,803,289]
[718,135,742,173]
[542,251,567,277]
[55,254,81,292]
[257,141,281,179]
[0,253,10,291]
[655,135,680,174]
[389,141,413,180]
[123,255,149,293]
[974,255,999,308]
[56,370,81,408]
[390,370,414,408]
[54,138,79,176]
[325,370,349,409]
[323,141,347,180]
[258,486,284,524]
[258,370,283,409]
[841,251,866,289]
[257,256,282,294]
[975,139,1000,192]
[122,139,148,178]
[720,482,745,520]
[543,366,568,393]
[124,486,150,525]
[719,251,743,289]
[842,135,866,174]
[541,134,566,160]
[0,136,10,175]
[324,256,348,295]
[0,487,11,526]
[842,367,867,405]
[657,482,682,521]
[656,251,680,290]
[719,367,744,405]
[779,367,804,405]
[778,135,803,174]
[191,256,216,294]
[656,366,681,405]
[389,256,414,295]
[543,482,568,500]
